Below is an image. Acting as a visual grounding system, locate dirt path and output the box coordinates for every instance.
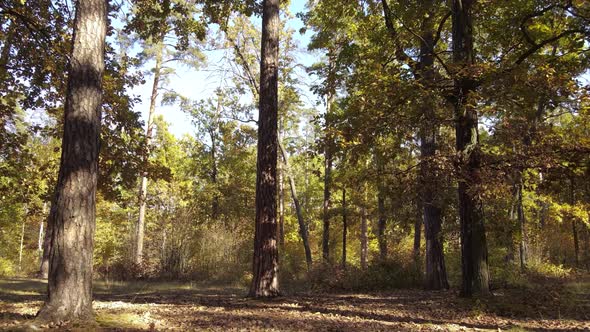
[0,278,588,331]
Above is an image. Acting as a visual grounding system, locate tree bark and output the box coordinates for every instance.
[278,120,285,246]
[416,0,449,290]
[570,178,579,266]
[36,0,107,323]
[322,53,336,264]
[250,0,280,298]
[376,154,387,261]
[342,188,347,269]
[38,202,55,278]
[322,149,332,263]
[279,142,312,270]
[135,39,163,265]
[452,0,490,297]
[360,186,368,270]
[37,203,46,265]
[360,206,368,270]
[414,194,422,261]
[18,208,26,273]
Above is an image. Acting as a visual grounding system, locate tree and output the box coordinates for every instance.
[250,0,280,298]
[451,0,490,297]
[35,0,107,323]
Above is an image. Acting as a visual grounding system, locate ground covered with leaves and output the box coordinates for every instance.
[0,277,588,331]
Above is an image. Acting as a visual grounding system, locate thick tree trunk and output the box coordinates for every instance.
[135,40,163,265]
[36,0,107,323]
[279,142,312,270]
[416,0,449,290]
[250,0,280,298]
[342,188,347,269]
[452,0,490,297]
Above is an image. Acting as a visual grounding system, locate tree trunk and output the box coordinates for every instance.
[37,204,46,264]
[415,1,449,290]
[18,209,26,273]
[322,54,336,264]
[135,39,163,265]
[322,150,332,263]
[38,202,55,279]
[36,0,107,323]
[377,154,387,261]
[279,142,312,270]
[414,195,422,261]
[360,187,368,270]
[250,0,280,298]
[342,188,347,269]
[452,0,490,297]
[570,178,579,266]
[509,171,528,270]
[278,121,285,246]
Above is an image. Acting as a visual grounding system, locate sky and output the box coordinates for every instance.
[131,0,320,138]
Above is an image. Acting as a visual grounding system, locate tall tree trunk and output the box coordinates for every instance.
[452,0,490,297]
[278,120,285,246]
[360,186,368,270]
[417,1,449,290]
[322,150,332,263]
[135,40,163,265]
[570,178,579,266]
[279,142,312,270]
[250,0,280,298]
[38,202,55,278]
[342,187,347,269]
[36,0,107,322]
[18,207,26,273]
[322,54,336,264]
[37,203,46,265]
[509,170,527,270]
[376,154,387,261]
[414,194,422,260]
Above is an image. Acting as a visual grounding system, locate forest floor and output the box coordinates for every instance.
[0,277,588,331]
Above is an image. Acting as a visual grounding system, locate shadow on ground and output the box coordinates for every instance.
[0,278,588,331]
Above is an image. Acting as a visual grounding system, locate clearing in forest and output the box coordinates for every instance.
[0,277,588,331]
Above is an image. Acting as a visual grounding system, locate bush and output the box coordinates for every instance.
[308,258,422,292]
[0,258,14,277]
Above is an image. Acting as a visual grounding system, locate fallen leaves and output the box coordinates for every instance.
[0,278,589,331]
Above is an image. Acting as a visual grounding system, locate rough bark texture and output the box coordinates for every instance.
[135,41,163,265]
[279,142,312,270]
[250,0,280,298]
[36,0,107,322]
[452,0,490,297]
[416,0,449,290]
